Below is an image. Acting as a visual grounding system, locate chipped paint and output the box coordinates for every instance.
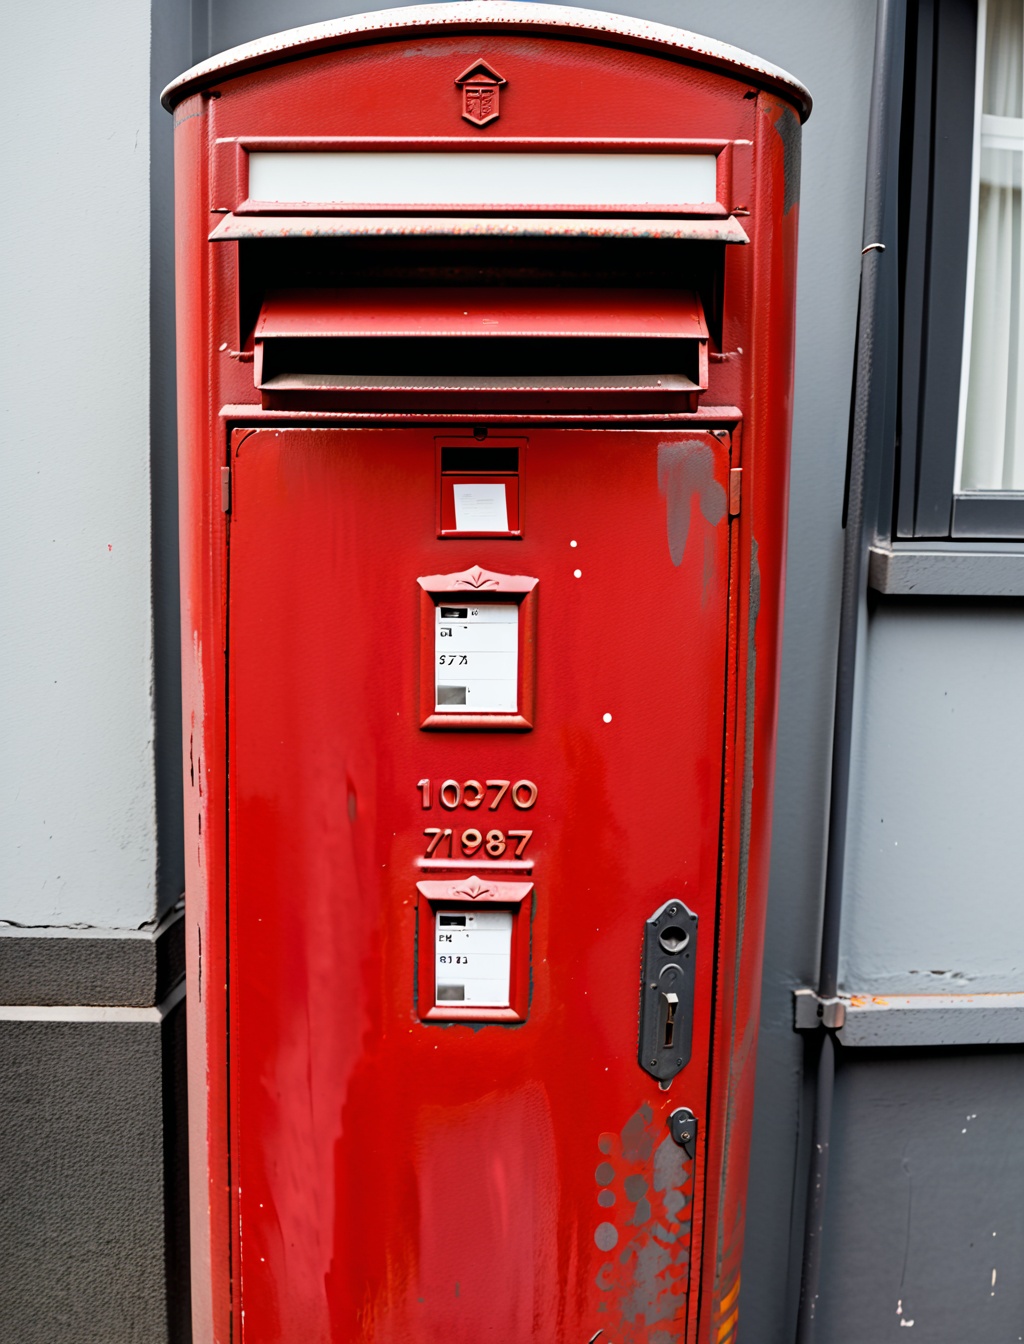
[210,215,750,244]
[593,1105,694,1337]
[773,104,803,215]
[657,440,727,567]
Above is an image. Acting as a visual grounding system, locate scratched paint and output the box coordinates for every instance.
[593,1105,694,1340]
[657,440,727,567]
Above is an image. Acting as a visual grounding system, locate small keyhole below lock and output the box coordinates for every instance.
[659,926,689,954]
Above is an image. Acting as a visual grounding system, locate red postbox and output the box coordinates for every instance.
[163,7,809,1342]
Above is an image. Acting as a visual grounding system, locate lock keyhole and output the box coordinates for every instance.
[659,925,689,954]
[661,991,679,1048]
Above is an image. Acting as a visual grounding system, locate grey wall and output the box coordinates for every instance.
[0,1007,189,1344]
[818,1047,1024,1343]
[842,599,1024,995]
[1,10,189,1342]
[1,0,160,930]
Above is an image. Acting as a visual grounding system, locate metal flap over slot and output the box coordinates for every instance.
[253,286,710,411]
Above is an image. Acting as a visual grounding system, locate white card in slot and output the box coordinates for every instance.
[436,603,518,712]
[453,482,509,532]
[435,909,513,1007]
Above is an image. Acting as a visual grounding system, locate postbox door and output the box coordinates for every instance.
[228,425,733,1344]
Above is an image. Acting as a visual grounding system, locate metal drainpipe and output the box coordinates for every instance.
[794,0,905,1338]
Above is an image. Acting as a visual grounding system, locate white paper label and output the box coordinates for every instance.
[248,152,719,208]
[435,603,518,713]
[435,909,513,1007]
[453,482,509,532]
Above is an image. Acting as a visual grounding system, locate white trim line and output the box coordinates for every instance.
[162,2,810,116]
[843,989,1024,1047]
[0,980,186,1024]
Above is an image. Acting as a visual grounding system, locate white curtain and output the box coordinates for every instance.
[962,0,1024,490]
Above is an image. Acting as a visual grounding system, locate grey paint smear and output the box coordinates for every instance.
[624,1174,648,1201]
[620,1238,676,1326]
[653,1133,685,1194]
[775,103,803,214]
[630,1197,652,1226]
[621,1103,655,1163]
[657,440,727,567]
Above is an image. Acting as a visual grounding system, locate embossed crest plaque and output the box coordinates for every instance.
[454,59,506,126]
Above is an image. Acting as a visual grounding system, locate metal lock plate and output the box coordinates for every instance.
[667,1107,698,1159]
[638,898,698,1082]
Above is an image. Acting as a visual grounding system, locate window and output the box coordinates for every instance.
[899,0,1024,538]
[958,0,1024,509]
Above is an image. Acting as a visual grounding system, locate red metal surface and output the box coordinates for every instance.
[168,15,804,1344]
[255,287,708,341]
[228,425,730,1342]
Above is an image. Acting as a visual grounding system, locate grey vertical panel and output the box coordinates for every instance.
[162,1000,191,1344]
[0,1022,168,1343]
[152,0,192,914]
[818,1049,1024,1343]
[843,600,1024,995]
[2,0,156,927]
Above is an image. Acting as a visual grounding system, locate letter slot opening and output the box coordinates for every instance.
[253,287,708,411]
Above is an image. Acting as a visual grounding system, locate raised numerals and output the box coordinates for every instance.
[422,826,531,858]
[417,778,538,811]
[418,777,538,860]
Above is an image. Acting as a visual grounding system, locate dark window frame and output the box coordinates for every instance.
[896,0,1024,540]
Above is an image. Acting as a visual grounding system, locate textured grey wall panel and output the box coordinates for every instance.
[1,0,157,928]
[818,1048,1024,1342]
[843,600,1024,995]
[0,1020,174,1343]
[0,913,184,1007]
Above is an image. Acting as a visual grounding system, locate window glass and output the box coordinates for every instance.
[961,0,1024,490]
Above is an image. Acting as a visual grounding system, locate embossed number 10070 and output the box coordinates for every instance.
[416,778,538,811]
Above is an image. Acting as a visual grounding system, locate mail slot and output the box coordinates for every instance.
[253,287,710,411]
[164,8,809,1343]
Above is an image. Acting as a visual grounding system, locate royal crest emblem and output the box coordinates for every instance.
[454,59,506,127]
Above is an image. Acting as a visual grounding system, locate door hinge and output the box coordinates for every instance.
[728,466,742,516]
[221,465,231,513]
[793,987,846,1032]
